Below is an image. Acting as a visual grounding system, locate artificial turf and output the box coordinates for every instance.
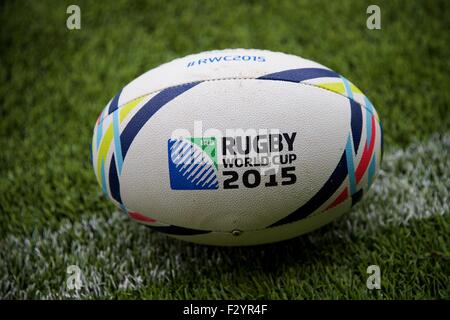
[0,0,449,299]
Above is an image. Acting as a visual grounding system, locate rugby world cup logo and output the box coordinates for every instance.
[168,137,219,190]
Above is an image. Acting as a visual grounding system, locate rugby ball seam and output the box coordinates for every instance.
[144,48,316,73]
[98,77,376,127]
[134,200,345,234]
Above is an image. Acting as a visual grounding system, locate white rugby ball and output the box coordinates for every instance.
[91,49,383,246]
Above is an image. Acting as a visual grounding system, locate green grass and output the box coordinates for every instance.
[0,0,449,299]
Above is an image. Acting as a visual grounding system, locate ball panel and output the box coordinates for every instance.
[120,80,352,231]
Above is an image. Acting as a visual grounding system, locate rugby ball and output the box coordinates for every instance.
[91,49,383,246]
